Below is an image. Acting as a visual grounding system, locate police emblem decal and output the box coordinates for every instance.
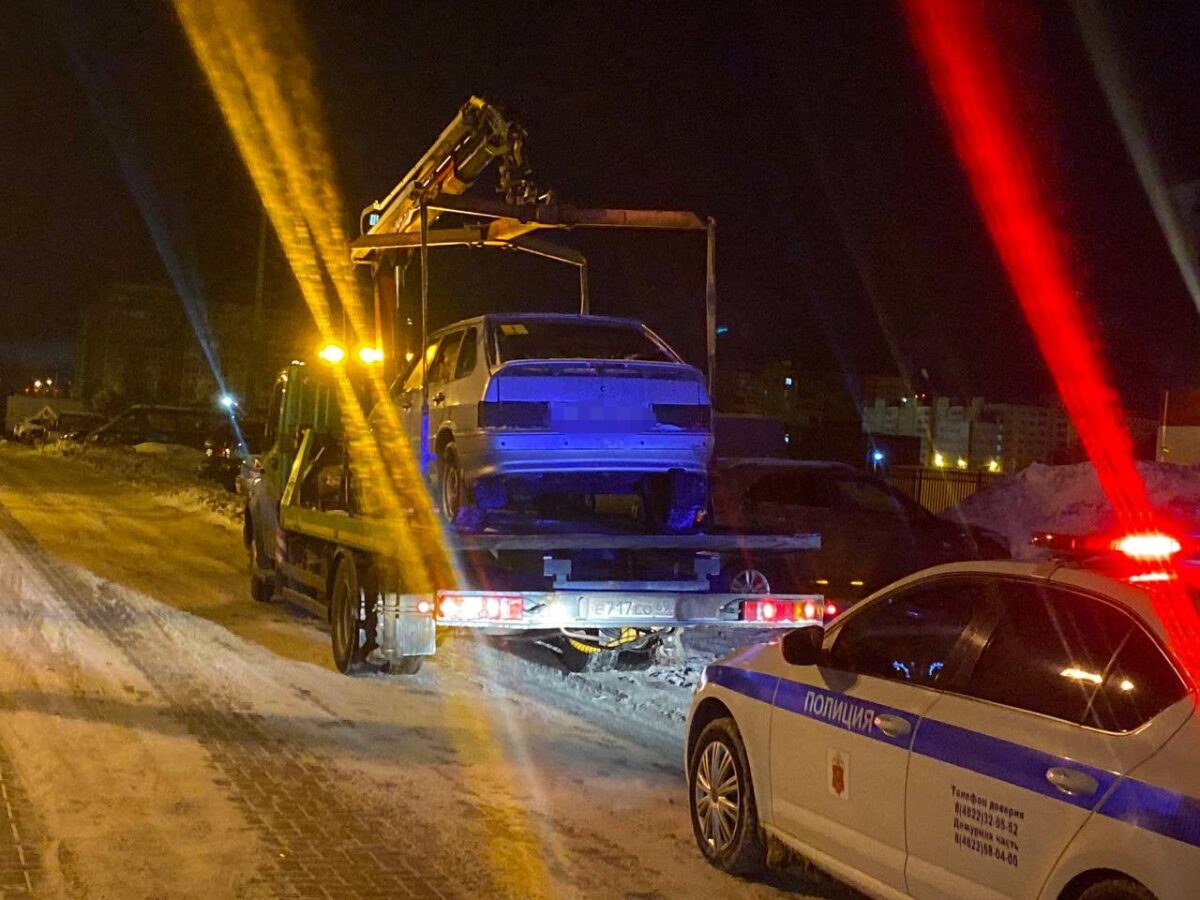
[828,748,850,800]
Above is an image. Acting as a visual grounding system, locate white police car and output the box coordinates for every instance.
[686,532,1200,900]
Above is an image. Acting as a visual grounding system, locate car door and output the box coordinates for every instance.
[905,578,1194,900]
[392,336,446,466]
[769,578,982,893]
[445,325,480,435]
[425,330,463,441]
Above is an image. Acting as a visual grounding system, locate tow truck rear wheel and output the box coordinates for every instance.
[688,717,766,876]
[330,554,375,675]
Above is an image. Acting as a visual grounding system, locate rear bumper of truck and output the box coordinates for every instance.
[372,589,826,660]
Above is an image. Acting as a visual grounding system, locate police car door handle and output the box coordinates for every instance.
[1045,767,1098,797]
[873,714,911,738]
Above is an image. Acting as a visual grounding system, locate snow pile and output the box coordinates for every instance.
[953,461,1200,558]
[44,442,243,525]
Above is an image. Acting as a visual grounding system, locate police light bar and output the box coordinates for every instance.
[1032,530,1186,561]
[1112,533,1182,561]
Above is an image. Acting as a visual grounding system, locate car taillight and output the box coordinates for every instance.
[741,599,822,623]
[437,592,524,621]
[825,602,840,618]
[478,401,550,429]
[652,403,711,431]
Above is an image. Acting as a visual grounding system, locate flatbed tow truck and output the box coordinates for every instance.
[244,98,824,674]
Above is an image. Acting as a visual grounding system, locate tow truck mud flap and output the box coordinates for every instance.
[376,594,436,658]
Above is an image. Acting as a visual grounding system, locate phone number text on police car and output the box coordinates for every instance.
[953,800,1020,838]
[951,784,1022,869]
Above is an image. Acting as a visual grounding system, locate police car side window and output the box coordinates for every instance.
[827,582,977,687]
[1086,625,1186,731]
[962,584,1186,731]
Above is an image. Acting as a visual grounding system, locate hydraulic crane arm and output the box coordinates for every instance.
[353,96,539,262]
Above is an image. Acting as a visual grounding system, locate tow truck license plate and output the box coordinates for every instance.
[580,597,676,620]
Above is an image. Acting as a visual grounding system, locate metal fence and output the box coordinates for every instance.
[886,465,1000,514]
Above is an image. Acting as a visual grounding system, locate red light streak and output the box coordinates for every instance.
[903,0,1200,677]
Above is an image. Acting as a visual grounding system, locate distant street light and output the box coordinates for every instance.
[218,394,237,410]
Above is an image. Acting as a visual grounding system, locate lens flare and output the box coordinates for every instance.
[172,0,559,885]
[904,0,1200,676]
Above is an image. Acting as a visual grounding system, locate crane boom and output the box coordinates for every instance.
[353,96,538,262]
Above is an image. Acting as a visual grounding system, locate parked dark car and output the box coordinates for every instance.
[52,411,108,442]
[198,420,265,492]
[709,458,1009,603]
[84,405,223,449]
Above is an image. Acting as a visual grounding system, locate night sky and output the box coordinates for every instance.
[2,1,1197,414]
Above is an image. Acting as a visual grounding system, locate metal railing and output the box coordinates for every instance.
[886,465,999,514]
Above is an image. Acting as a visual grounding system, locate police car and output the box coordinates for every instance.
[686,531,1200,900]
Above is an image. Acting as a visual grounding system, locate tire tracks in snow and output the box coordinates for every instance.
[0,495,480,900]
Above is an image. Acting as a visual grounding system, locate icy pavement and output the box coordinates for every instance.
[0,445,843,899]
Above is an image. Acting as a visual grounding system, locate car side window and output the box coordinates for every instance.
[454,327,478,380]
[745,471,831,508]
[401,339,441,393]
[427,331,464,386]
[834,477,905,516]
[961,583,1186,731]
[827,581,978,687]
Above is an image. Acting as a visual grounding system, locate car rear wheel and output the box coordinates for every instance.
[438,441,482,530]
[1076,878,1155,900]
[688,717,766,875]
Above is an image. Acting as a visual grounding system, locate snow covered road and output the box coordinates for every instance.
[0,446,844,899]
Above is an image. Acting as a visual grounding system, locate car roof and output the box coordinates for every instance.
[429,313,646,338]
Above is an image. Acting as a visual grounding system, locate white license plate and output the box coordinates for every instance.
[579,597,677,619]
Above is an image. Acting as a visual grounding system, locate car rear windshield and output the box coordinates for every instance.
[493,319,675,363]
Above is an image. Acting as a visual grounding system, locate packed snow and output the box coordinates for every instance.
[0,444,841,898]
[952,461,1200,558]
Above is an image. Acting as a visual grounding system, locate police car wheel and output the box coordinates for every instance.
[1077,878,1155,900]
[688,718,766,875]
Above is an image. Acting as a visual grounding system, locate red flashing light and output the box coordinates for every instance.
[904,0,1200,681]
[1128,571,1176,585]
[825,602,840,618]
[1113,533,1182,561]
